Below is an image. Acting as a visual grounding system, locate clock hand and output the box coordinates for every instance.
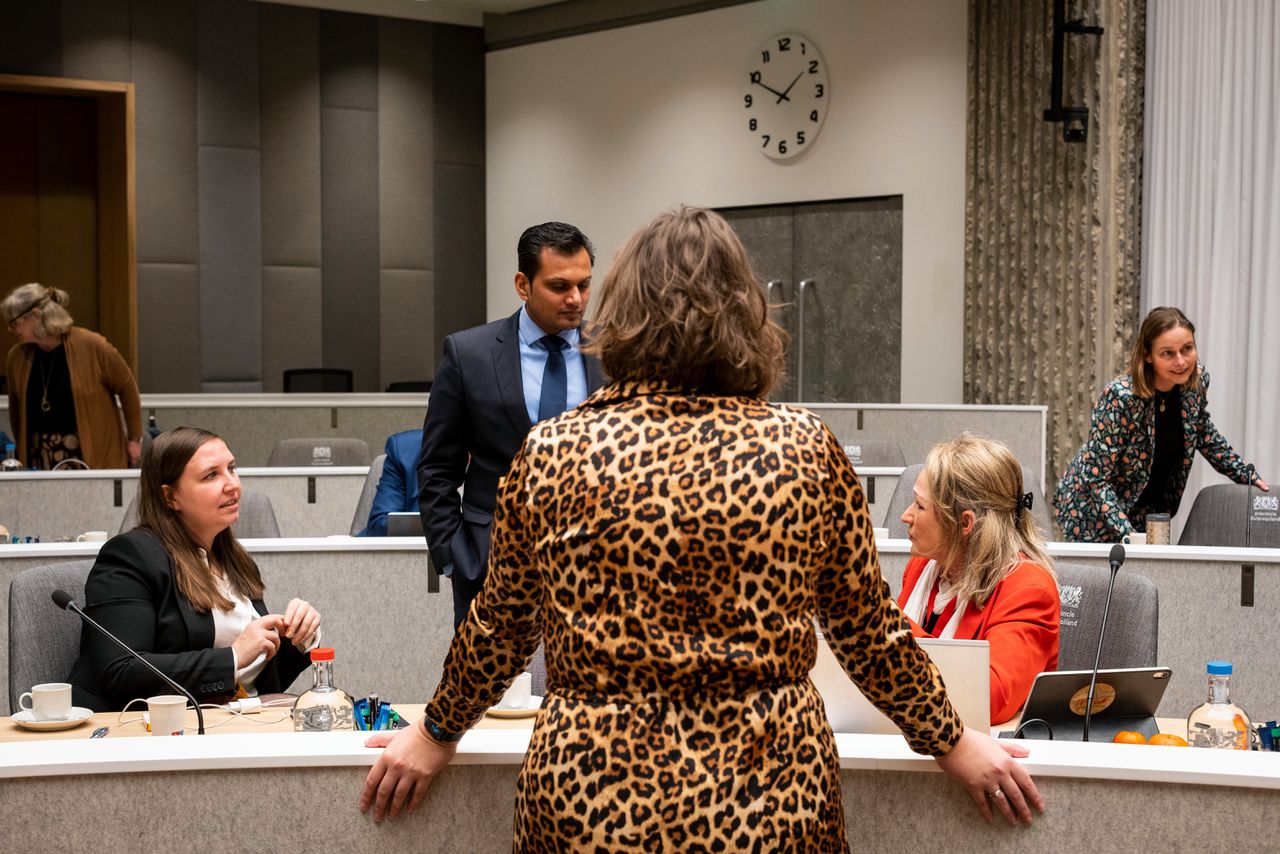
[752,79,790,100]
[775,70,805,104]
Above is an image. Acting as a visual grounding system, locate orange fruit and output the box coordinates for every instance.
[1113,730,1147,744]
[1147,733,1188,747]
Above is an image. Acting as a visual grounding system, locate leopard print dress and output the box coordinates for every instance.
[424,381,963,852]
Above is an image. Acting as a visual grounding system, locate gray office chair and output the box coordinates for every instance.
[1178,484,1280,548]
[841,439,906,468]
[9,560,94,711]
[1053,562,1159,671]
[349,454,388,535]
[266,437,372,468]
[883,463,1051,538]
[118,491,282,538]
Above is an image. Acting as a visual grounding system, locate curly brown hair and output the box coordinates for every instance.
[584,206,786,397]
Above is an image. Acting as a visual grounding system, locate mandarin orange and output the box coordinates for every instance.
[1147,733,1189,747]
[1113,730,1147,744]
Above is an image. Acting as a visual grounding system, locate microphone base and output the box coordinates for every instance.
[1003,714,1159,742]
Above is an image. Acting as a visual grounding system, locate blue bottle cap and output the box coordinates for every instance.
[1207,660,1233,675]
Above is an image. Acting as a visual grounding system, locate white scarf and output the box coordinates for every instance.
[901,559,968,639]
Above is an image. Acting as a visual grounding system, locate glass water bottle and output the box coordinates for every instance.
[1187,660,1251,750]
[292,648,355,732]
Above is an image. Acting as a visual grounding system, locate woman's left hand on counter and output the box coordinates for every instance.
[1255,477,1270,492]
[934,727,1044,826]
[360,723,457,821]
[282,598,321,648]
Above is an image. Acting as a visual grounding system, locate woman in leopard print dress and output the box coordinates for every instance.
[361,207,1043,848]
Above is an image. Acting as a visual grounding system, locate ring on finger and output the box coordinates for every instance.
[987,788,1005,799]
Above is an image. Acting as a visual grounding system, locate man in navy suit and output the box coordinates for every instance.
[417,222,605,626]
[355,428,423,537]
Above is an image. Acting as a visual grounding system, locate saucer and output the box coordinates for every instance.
[486,696,543,719]
[11,707,94,732]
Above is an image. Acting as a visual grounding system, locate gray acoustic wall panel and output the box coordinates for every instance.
[380,269,433,387]
[260,4,321,269]
[319,11,378,110]
[262,266,323,390]
[0,1,61,76]
[198,147,263,383]
[197,0,262,387]
[60,0,131,82]
[197,0,260,150]
[432,24,484,168]
[132,0,198,266]
[137,264,200,391]
[320,105,379,391]
[378,19,434,273]
[432,163,486,353]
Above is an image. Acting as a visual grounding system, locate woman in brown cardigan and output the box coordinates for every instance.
[3,283,142,469]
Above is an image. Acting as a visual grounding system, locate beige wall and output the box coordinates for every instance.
[485,0,968,402]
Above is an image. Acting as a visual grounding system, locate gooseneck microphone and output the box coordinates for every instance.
[52,590,206,734]
[1082,544,1125,741]
[1245,463,1256,549]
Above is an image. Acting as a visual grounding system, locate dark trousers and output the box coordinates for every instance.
[450,572,486,629]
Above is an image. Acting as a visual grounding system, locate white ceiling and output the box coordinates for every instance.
[252,0,564,28]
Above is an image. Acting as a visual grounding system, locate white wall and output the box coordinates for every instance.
[485,0,968,402]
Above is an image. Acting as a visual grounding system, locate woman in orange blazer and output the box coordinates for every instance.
[897,434,1059,724]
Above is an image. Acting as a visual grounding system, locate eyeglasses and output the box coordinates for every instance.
[5,305,35,331]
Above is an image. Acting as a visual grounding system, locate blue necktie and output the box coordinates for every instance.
[537,335,568,422]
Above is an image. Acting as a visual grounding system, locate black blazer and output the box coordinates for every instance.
[67,529,311,712]
[417,310,605,582]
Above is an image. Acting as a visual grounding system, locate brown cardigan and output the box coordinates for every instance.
[5,327,142,469]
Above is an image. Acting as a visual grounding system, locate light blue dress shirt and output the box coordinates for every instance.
[518,306,588,424]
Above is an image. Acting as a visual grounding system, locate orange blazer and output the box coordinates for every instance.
[897,556,1060,724]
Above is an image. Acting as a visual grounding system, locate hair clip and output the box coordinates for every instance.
[1019,491,1034,511]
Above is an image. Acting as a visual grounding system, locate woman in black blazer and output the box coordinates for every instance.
[68,427,321,712]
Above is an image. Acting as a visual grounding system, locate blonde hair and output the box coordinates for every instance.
[584,206,787,397]
[1128,306,1200,397]
[1,283,74,338]
[923,433,1053,607]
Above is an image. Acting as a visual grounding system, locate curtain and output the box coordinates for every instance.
[1144,0,1279,538]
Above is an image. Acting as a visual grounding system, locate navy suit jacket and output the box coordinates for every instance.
[417,310,605,584]
[357,429,424,537]
[66,529,311,712]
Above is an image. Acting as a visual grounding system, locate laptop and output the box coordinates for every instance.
[386,512,424,537]
[811,633,991,734]
[1004,667,1172,742]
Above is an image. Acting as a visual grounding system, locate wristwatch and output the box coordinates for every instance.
[421,713,462,744]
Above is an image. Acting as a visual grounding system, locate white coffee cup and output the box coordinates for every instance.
[496,672,533,710]
[1128,532,1147,546]
[19,682,73,721]
[147,694,188,736]
[76,531,110,542]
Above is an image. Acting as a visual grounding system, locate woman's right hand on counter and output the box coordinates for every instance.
[934,727,1044,826]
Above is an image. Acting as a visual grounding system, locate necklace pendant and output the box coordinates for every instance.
[40,398,51,413]
[1159,401,1165,413]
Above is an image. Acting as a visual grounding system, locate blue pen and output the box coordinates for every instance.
[353,697,369,731]
[373,701,391,731]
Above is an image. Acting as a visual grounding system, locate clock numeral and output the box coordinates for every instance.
[797,131,806,145]
[778,139,788,155]
[810,110,819,123]
[761,134,771,148]
[745,94,753,108]
[750,70,761,84]
[814,83,825,98]
[761,49,770,63]
[809,60,819,74]
[749,118,757,131]
[777,37,791,52]
[800,41,807,55]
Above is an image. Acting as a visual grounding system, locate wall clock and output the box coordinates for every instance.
[743,33,829,161]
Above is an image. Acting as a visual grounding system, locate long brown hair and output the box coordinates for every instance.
[136,427,264,612]
[584,206,787,397]
[1128,306,1200,397]
[923,434,1053,607]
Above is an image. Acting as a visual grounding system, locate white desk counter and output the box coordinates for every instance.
[1,719,1277,852]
